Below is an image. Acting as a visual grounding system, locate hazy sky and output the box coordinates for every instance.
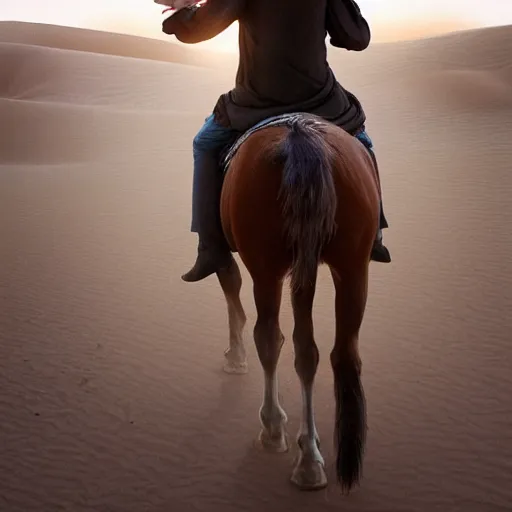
[1,0,512,51]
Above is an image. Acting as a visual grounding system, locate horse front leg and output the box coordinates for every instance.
[217,259,248,374]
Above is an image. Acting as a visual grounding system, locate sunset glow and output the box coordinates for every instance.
[1,0,512,52]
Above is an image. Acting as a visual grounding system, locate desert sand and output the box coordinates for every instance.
[1,20,511,512]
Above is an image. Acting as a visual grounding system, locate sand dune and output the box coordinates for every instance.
[1,21,511,512]
[417,69,512,110]
[0,41,228,106]
[0,21,232,68]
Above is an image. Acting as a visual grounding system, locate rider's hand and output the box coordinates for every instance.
[162,4,200,34]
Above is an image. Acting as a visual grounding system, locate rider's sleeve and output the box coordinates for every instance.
[326,0,371,51]
[162,0,243,43]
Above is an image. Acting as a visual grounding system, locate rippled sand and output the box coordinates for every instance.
[1,21,511,512]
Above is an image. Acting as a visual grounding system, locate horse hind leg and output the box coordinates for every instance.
[217,259,248,374]
[252,277,288,453]
[289,272,328,491]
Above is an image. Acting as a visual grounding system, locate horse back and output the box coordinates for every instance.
[220,120,380,271]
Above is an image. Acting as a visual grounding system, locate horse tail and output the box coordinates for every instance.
[277,117,337,292]
[332,353,366,492]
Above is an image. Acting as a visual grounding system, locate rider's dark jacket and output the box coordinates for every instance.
[163,0,370,134]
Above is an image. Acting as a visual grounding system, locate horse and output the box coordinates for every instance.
[208,112,380,492]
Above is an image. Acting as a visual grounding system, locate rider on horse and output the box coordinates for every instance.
[161,0,392,282]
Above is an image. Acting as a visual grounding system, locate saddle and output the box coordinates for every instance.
[221,112,322,175]
[220,112,375,181]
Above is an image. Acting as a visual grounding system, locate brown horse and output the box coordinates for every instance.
[212,113,379,492]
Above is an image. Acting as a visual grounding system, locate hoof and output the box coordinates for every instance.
[223,360,248,375]
[255,428,289,453]
[291,460,328,491]
[223,347,248,375]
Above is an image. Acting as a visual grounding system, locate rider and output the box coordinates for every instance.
[162,0,392,283]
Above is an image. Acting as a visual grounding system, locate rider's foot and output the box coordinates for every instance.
[370,231,391,263]
[181,242,233,282]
